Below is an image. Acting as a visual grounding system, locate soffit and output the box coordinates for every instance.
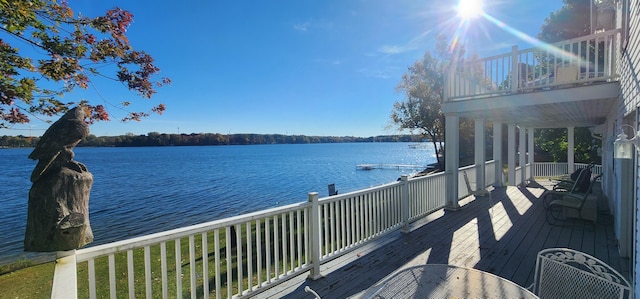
[442,82,620,128]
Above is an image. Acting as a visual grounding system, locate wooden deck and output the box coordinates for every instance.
[257,180,628,298]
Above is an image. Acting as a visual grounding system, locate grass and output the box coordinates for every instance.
[0,261,54,299]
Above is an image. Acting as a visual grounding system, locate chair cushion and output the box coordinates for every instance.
[549,196,582,209]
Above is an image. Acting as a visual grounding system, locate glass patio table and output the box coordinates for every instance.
[353,264,538,299]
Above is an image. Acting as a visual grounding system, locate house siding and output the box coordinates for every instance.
[621,0,640,114]
[619,0,640,296]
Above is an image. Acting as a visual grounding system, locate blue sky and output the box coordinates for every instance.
[4,0,565,137]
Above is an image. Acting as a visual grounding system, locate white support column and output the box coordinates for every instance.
[567,126,575,172]
[445,114,460,210]
[475,119,486,190]
[493,121,503,187]
[519,126,526,186]
[528,128,535,180]
[508,124,516,186]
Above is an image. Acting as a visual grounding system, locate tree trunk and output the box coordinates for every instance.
[24,163,93,252]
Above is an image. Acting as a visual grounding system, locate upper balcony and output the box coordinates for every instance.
[443,29,622,128]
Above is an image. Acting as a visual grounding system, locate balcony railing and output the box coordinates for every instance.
[49,161,603,298]
[533,162,602,178]
[445,29,622,100]
[51,161,499,299]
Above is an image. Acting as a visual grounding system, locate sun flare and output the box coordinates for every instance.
[457,0,483,20]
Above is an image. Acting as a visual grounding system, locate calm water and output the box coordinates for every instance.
[0,142,436,265]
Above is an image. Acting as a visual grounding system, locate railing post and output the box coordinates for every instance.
[51,250,77,299]
[444,67,451,101]
[308,192,322,280]
[401,175,410,233]
[510,45,519,92]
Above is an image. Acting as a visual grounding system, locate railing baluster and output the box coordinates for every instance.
[202,232,209,297]
[296,209,302,269]
[108,254,116,299]
[303,208,309,265]
[289,211,294,272]
[225,227,232,299]
[330,201,335,254]
[340,199,345,250]
[256,219,263,285]
[322,203,328,256]
[274,215,280,277]
[347,198,353,246]
[265,216,271,283]
[127,250,135,298]
[88,259,96,299]
[189,235,196,299]
[358,195,362,241]
[246,222,253,292]
[144,246,152,299]
[214,229,221,299]
[160,242,168,299]
[364,194,370,239]
[236,224,243,296]
[281,213,287,274]
[175,239,182,299]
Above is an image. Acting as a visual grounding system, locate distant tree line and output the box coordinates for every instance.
[0,133,425,148]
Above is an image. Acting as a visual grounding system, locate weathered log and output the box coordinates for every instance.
[24,161,93,252]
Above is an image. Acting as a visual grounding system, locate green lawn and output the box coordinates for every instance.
[0,262,54,299]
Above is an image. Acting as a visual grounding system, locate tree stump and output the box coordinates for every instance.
[24,161,94,252]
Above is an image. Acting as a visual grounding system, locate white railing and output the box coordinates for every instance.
[525,163,532,182]
[72,201,312,299]
[532,162,602,178]
[407,171,446,221]
[514,166,523,186]
[57,163,497,299]
[446,29,622,100]
[315,182,405,262]
[457,160,497,199]
[485,160,497,188]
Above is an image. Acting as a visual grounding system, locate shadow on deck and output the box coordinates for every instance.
[257,181,628,298]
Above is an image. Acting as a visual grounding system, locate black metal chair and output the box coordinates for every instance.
[543,164,594,209]
[546,174,602,226]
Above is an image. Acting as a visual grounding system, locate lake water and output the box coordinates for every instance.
[0,142,436,265]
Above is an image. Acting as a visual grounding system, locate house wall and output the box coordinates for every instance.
[617,0,639,295]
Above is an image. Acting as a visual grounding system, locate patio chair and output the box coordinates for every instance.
[546,174,602,225]
[463,171,492,208]
[531,248,631,299]
[543,165,593,209]
[549,163,594,192]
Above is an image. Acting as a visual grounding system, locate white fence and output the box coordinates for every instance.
[51,161,500,299]
[445,29,622,100]
[533,162,602,178]
[457,160,497,199]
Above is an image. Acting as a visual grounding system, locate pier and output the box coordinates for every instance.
[356,163,426,170]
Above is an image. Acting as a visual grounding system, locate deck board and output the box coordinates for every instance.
[256,181,629,299]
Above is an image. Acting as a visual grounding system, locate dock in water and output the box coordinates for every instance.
[356,164,426,171]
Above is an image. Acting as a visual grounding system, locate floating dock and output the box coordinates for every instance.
[356,164,426,170]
